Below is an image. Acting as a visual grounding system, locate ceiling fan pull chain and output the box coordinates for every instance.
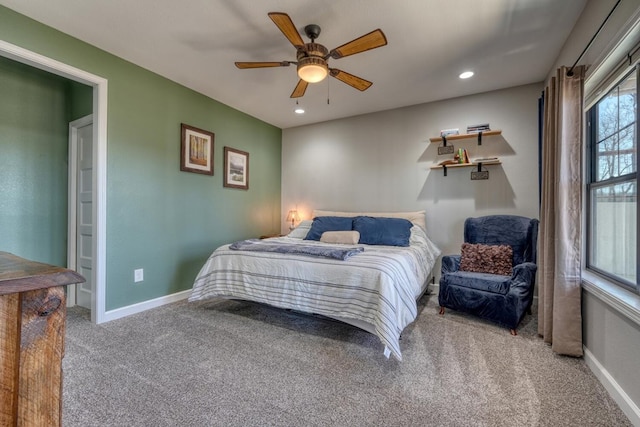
[327,77,330,105]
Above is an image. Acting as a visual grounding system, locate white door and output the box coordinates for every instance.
[68,115,93,309]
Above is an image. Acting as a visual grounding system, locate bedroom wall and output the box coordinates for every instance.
[551,0,640,423]
[0,6,282,311]
[282,82,542,278]
[0,56,92,266]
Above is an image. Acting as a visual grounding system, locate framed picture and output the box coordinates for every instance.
[180,123,214,175]
[223,146,249,190]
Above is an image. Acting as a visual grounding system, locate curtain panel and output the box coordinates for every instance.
[538,65,585,357]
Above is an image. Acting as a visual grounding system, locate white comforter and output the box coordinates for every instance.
[189,226,440,360]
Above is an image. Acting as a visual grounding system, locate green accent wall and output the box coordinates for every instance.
[0,6,282,310]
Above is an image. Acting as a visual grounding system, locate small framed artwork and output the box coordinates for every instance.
[180,123,214,175]
[223,146,249,190]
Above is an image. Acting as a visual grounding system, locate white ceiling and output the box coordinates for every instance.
[1,0,588,129]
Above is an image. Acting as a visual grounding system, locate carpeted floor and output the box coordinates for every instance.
[63,293,632,426]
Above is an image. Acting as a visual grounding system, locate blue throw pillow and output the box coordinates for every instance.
[304,216,354,241]
[353,216,413,246]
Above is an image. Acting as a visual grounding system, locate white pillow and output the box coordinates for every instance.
[287,220,313,239]
[320,231,360,245]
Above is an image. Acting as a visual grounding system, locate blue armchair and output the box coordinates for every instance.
[438,215,539,334]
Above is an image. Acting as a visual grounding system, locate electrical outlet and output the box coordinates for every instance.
[134,268,144,283]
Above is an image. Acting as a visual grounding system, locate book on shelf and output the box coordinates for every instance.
[455,148,471,164]
[466,123,491,133]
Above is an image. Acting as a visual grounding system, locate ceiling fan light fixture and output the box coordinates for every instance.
[297,56,328,83]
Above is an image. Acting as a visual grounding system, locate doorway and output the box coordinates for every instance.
[0,40,108,323]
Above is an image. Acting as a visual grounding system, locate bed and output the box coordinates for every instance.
[189,210,440,360]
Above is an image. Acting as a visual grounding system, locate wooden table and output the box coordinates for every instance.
[0,251,85,427]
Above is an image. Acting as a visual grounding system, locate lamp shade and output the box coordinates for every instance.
[297,57,328,83]
[298,64,328,83]
[286,209,300,222]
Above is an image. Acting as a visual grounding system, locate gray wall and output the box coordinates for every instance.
[559,0,640,423]
[282,82,542,279]
[282,0,640,423]
[583,290,640,421]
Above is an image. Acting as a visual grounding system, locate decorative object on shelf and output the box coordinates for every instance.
[466,123,491,133]
[440,128,459,137]
[470,163,490,180]
[472,157,499,164]
[223,146,249,190]
[437,143,455,155]
[455,148,470,164]
[286,209,301,230]
[180,124,214,175]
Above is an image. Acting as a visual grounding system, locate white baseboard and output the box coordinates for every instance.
[101,289,191,323]
[584,347,640,426]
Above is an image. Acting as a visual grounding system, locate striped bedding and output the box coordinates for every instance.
[189,226,440,361]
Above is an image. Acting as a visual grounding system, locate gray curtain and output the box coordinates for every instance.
[538,65,584,357]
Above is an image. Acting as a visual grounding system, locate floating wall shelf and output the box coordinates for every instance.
[428,128,503,179]
[429,160,501,170]
[430,160,501,178]
[429,129,502,145]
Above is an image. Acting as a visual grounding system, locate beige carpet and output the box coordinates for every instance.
[62,293,631,426]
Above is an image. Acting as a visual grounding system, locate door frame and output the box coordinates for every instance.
[67,114,93,308]
[0,40,108,324]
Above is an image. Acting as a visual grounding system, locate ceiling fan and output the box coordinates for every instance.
[235,12,387,98]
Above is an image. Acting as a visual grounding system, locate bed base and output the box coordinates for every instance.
[326,274,434,336]
[222,274,434,338]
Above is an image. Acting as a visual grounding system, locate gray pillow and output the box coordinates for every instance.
[287,220,313,239]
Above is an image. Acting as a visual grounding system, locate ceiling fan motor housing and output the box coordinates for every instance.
[297,43,328,62]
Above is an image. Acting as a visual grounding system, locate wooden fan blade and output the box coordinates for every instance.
[329,29,387,59]
[268,12,305,48]
[290,80,309,98]
[235,61,291,69]
[329,69,372,91]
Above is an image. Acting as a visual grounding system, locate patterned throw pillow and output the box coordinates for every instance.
[459,243,513,276]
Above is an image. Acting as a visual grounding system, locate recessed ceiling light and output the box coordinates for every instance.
[459,71,474,79]
[294,107,305,114]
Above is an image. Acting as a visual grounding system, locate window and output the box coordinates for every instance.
[587,70,639,292]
